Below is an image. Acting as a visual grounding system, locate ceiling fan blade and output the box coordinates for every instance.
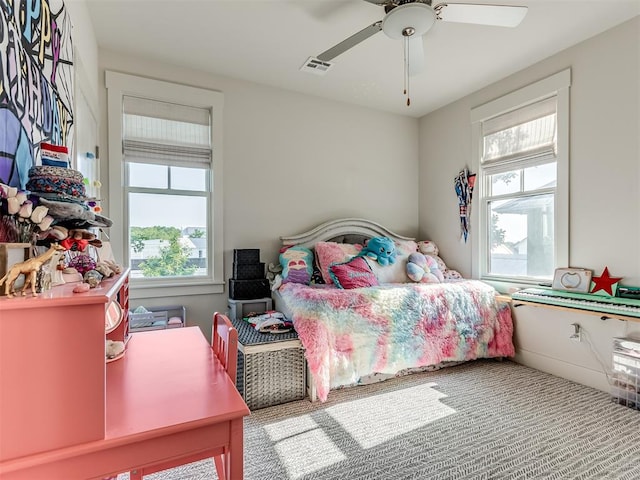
[408,37,425,76]
[436,3,527,27]
[317,21,383,61]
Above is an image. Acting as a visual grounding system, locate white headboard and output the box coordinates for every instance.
[280,218,415,249]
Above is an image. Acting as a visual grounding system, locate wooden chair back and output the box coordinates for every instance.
[213,312,238,384]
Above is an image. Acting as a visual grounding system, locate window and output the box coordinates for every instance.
[471,69,570,286]
[106,72,224,297]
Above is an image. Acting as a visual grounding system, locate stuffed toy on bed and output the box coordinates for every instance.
[417,240,463,281]
[358,236,396,266]
[279,245,314,285]
[406,252,443,283]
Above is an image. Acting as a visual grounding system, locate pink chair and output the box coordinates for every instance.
[129,313,239,480]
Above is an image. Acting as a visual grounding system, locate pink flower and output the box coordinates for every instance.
[7,197,20,214]
[15,191,27,204]
[0,183,18,198]
[18,200,33,218]
[30,205,49,224]
[38,215,54,231]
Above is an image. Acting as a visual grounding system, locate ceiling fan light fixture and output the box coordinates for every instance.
[382,3,436,40]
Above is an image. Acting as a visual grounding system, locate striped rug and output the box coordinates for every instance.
[128,360,640,479]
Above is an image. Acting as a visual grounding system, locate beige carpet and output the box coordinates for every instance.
[120,360,640,479]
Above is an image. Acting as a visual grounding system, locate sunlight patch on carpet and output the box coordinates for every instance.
[264,416,346,479]
[325,382,455,449]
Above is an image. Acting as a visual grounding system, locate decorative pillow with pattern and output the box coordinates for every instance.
[329,256,379,289]
[280,245,314,285]
[314,241,363,284]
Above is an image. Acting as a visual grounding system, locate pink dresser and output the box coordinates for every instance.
[0,270,129,461]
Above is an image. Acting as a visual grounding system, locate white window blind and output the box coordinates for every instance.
[123,96,211,168]
[482,96,557,166]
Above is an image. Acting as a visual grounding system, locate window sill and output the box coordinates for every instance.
[130,281,225,300]
[481,278,551,295]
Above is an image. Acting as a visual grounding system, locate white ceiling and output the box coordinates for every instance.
[84,0,640,118]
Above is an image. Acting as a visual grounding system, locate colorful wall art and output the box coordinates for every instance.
[0,0,74,189]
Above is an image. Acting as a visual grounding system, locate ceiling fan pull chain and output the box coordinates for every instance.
[403,28,412,107]
[406,36,411,106]
[403,34,408,97]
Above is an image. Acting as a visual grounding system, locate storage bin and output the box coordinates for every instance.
[611,338,640,410]
[233,249,260,265]
[232,262,265,280]
[229,278,270,300]
[228,297,273,321]
[232,317,306,410]
[130,305,186,332]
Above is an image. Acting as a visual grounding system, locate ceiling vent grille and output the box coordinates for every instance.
[300,57,334,75]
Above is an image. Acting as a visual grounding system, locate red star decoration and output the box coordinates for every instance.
[590,267,623,296]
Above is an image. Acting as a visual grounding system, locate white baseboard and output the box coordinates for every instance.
[514,349,611,393]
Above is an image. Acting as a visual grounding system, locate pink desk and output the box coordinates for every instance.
[0,327,250,480]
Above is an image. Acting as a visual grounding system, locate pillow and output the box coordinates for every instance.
[314,242,362,284]
[329,256,378,289]
[280,245,314,285]
[394,239,418,256]
[310,265,325,284]
[363,239,416,284]
[365,253,411,284]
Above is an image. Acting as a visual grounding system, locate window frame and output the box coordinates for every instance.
[471,69,571,291]
[106,71,224,298]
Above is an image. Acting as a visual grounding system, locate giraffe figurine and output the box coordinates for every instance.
[0,244,66,298]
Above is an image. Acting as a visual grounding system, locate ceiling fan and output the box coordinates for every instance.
[305,0,527,106]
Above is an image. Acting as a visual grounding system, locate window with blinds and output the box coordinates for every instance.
[470,69,569,287]
[123,96,213,281]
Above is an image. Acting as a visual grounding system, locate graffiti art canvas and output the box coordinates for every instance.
[0,0,74,189]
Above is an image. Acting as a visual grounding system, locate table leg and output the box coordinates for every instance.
[227,418,244,480]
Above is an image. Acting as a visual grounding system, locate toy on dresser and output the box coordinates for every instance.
[0,243,65,297]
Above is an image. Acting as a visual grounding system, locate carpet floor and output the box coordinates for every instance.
[121,360,640,480]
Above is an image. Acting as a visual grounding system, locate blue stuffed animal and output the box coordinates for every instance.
[359,236,397,266]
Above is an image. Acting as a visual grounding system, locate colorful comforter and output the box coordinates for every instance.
[279,280,514,402]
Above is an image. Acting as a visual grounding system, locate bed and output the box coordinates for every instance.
[273,218,514,402]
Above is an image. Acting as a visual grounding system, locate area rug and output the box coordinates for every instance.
[122,360,640,479]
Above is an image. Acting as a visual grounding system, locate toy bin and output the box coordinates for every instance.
[129,305,186,332]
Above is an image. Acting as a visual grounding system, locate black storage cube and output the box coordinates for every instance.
[229,278,271,300]
[232,262,265,280]
[233,249,260,265]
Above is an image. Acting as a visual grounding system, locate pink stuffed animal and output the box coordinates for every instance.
[417,240,463,281]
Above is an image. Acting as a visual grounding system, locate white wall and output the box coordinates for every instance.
[418,17,640,392]
[97,50,419,337]
[65,0,98,113]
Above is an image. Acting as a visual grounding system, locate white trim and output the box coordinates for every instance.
[105,71,224,289]
[513,349,609,393]
[555,84,570,270]
[471,68,571,123]
[471,69,571,286]
[131,282,224,300]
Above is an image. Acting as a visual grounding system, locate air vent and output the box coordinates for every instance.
[300,57,334,75]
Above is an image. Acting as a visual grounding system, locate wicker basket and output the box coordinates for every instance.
[232,318,306,409]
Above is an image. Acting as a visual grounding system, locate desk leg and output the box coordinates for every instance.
[227,418,244,480]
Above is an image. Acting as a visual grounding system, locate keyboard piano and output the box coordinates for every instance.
[511,288,640,320]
